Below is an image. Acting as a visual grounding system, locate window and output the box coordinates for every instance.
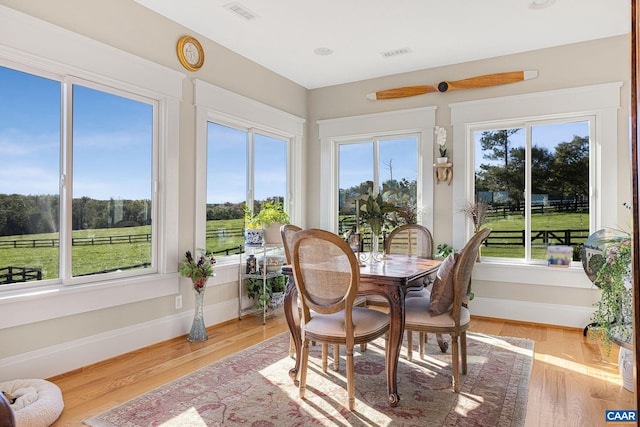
[337,136,418,236]
[450,82,621,276]
[205,122,288,257]
[194,80,305,262]
[472,119,591,262]
[0,8,181,326]
[318,107,437,233]
[0,66,156,286]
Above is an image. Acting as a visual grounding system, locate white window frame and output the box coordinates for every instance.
[193,80,305,272]
[318,107,437,233]
[450,82,622,288]
[0,5,183,328]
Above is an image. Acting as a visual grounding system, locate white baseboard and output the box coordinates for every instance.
[471,296,594,329]
[0,299,239,381]
[0,296,594,381]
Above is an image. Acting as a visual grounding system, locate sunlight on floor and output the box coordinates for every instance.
[534,352,621,384]
[158,407,208,426]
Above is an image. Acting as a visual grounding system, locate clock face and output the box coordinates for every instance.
[177,36,204,71]
[183,42,200,65]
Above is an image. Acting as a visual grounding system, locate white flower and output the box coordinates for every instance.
[435,126,447,147]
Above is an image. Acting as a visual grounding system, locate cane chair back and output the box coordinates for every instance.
[404,227,491,392]
[291,229,389,410]
[385,224,434,258]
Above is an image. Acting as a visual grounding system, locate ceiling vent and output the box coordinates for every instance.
[380,47,412,58]
[223,2,259,20]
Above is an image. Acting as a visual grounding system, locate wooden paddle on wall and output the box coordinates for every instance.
[366,70,538,100]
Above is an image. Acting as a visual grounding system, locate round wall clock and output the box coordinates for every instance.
[177,35,204,72]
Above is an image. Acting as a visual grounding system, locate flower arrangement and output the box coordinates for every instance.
[179,250,216,292]
[590,231,632,352]
[460,200,489,232]
[435,126,447,157]
[354,181,400,237]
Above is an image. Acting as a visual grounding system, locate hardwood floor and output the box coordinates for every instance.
[47,313,634,426]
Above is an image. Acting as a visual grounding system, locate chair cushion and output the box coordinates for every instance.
[405,296,471,328]
[304,307,389,339]
[429,252,459,315]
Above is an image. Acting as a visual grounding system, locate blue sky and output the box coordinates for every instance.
[0,65,152,200]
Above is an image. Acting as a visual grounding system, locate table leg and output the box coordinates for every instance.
[385,286,404,407]
[284,278,301,385]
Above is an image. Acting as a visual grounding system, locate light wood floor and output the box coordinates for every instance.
[47,313,634,427]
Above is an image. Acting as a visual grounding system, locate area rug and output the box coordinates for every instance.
[84,331,533,427]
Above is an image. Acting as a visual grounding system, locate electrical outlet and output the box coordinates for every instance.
[175,295,182,310]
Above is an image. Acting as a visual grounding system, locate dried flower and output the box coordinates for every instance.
[460,200,488,232]
[179,250,216,292]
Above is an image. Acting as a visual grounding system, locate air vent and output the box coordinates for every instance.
[380,47,412,58]
[223,2,259,20]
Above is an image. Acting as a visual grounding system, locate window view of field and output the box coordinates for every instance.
[0,65,154,285]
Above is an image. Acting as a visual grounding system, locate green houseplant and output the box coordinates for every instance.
[589,231,632,353]
[246,274,287,310]
[255,200,290,244]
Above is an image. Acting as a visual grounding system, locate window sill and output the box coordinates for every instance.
[473,259,594,289]
[0,273,179,330]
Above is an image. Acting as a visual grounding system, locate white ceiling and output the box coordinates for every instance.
[134,0,630,89]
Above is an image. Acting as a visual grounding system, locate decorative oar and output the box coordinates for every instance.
[366,70,538,100]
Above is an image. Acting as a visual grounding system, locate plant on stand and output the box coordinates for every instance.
[435,126,448,163]
[246,274,288,310]
[255,200,290,244]
[179,250,216,342]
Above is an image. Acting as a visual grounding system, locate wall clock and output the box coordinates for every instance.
[177,35,204,72]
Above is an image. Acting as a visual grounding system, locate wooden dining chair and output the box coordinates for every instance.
[291,229,390,410]
[281,225,366,371]
[403,227,490,392]
[370,224,448,354]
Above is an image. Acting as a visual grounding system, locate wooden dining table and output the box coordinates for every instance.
[281,254,441,407]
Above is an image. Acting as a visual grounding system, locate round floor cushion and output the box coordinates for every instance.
[0,379,64,427]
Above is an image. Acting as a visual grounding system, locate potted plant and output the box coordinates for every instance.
[244,203,264,247]
[435,126,448,163]
[246,274,288,310]
[587,229,632,390]
[255,200,290,244]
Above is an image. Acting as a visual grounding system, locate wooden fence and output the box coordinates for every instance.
[0,233,152,249]
[0,266,42,284]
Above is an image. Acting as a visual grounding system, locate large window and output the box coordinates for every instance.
[0,65,156,286]
[205,122,288,256]
[450,82,621,274]
[194,80,304,261]
[318,107,437,234]
[473,119,591,262]
[337,136,418,237]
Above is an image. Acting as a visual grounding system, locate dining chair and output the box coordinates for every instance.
[368,224,448,353]
[291,228,390,410]
[403,227,491,392]
[281,224,366,371]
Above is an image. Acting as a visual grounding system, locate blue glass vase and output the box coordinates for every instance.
[187,283,208,342]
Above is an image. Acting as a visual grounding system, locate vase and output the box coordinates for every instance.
[188,283,208,342]
[368,232,384,263]
[437,157,448,164]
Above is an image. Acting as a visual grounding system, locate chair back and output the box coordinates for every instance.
[451,228,491,322]
[385,224,434,258]
[281,224,302,263]
[291,229,360,323]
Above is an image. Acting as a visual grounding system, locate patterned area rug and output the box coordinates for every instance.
[84,331,533,427]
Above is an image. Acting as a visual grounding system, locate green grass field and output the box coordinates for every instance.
[0,212,589,282]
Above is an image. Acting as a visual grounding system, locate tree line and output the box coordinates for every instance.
[476,130,588,207]
[0,194,151,237]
